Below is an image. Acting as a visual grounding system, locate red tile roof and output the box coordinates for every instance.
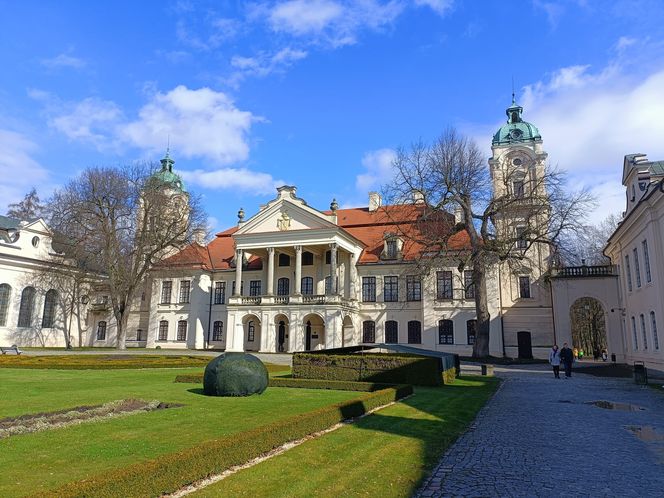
[161,204,470,270]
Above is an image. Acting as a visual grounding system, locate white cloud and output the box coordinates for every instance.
[181,167,283,195]
[50,97,123,148]
[121,86,258,165]
[0,129,50,210]
[355,148,396,191]
[251,0,405,47]
[413,0,453,16]
[228,47,308,86]
[41,52,86,69]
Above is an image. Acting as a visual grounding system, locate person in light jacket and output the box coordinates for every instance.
[549,345,561,379]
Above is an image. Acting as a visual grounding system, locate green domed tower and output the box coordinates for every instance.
[492,96,542,146]
[152,149,187,193]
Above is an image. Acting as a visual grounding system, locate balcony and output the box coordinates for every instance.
[551,265,617,278]
[227,294,356,308]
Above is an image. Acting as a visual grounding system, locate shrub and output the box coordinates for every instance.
[203,353,269,397]
[293,352,442,386]
[0,355,209,370]
[31,386,412,498]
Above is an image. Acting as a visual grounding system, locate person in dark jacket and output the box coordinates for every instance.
[560,342,574,378]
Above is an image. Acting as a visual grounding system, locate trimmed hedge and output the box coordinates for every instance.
[0,355,210,370]
[293,352,442,386]
[30,385,412,498]
[174,374,402,392]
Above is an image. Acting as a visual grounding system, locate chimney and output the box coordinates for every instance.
[368,192,382,212]
[412,190,425,204]
[454,205,464,224]
[193,228,207,245]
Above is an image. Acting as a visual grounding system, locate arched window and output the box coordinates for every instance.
[302,251,314,265]
[212,321,224,341]
[158,320,168,341]
[301,277,314,295]
[278,253,290,267]
[439,319,454,344]
[177,320,187,341]
[385,320,398,344]
[467,319,477,345]
[362,320,375,343]
[0,284,11,327]
[41,289,58,328]
[247,320,255,342]
[277,278,290,296]
[96,321,107,340]
[17,287,36,328]
[408,321,421,344]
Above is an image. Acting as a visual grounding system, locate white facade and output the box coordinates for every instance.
[605,154,664,373]
[0,216,89,347]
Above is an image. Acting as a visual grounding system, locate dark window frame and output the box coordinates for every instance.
[96,320,107,340]
[158,320,168,341]
[161,281,172,304]
[362,276,376,302]
[362,320,375,343]
[212,321,224,341]
[277,277,290,296]
[385,320,398,343]
[278,253,291,267]
[518,276,531,298]
[178,280,191,304]
[407,320,422,344]
[383,276,399,302]
[41,289,58,328]
[249,280,262,296]
[301,276,314,295]
[177,320,187,341]
[214,281,225,304]
[17,286,36,328]
[302,251,314,266]
[406,275,421,301]
[464,271,475,300]
[438,319,454,344]
[466,319,477,345]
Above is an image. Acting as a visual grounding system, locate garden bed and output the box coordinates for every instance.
[0,399,182,439]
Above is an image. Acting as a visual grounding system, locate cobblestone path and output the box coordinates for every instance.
[417,365,664,497]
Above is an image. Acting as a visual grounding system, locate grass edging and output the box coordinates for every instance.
[174,374,399,392]
[30,385,413,498]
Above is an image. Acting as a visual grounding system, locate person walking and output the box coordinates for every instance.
[560,342,574,378]
[549,345,561,379]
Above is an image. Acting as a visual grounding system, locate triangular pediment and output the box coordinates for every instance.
[236,188,337,236]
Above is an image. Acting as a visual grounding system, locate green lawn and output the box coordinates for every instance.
[0,368,357,497]
[193,376,499,498]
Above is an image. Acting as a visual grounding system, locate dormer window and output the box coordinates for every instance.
[381,234,402,260]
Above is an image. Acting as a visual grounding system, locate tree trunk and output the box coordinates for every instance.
[472,262,491,358]
[116,310,128,350]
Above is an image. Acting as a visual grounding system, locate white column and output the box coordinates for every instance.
[234,249,243,296]
[266,247,275,296]
[295,245,302,295]
[226,314,245,352]
[330,243,338,294]
[350,252,358,300]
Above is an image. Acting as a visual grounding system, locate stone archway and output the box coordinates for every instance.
[342,315,354,347]
[274,314,289,353]
[242,314,261,352]
[303,313,325,351]
[570,297,607,360]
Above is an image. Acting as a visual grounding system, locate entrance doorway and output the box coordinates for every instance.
[275,314,289,353]
[302,314,325,351]
[517,331,533,359]
[570,297,607,360]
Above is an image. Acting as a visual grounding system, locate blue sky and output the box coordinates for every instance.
[2,0,664,232]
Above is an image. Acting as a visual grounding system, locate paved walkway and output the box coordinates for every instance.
[417,365,664,497]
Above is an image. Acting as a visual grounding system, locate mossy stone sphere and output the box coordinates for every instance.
[203,352,269,397]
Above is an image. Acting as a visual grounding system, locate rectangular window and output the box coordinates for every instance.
[643,240,652,283]
[161,281,172,304]
[633,248,642,288]
[519,276,531,298]
[212,321,224,341]
[362,321,375,343]
[136,329,146,341]
[438,320,454,344]
[437,271,453,300]
[362,277,376,302]
[158,320,168,341]
[96,321,107,341]
[177,320,187,341]
[631,316,638,350]
[651,311,659,350]
[277,278,289,296]
[467,319,477,345]
[385,320,398,343]
[625,255,633,292]
[178,280,191,303]
[407,321,422,344]
[464,271,475,300]
[513,180,525,198]
[249,280,261,296]
[301,277,314,295]
[406,276,421,301]
[386,239,397,259]
[383,276,399,302]
[247,321,255,342]
[214,281,225,304]
[516,226,527,249]
[640,314,648,350]
[325,276,332,295]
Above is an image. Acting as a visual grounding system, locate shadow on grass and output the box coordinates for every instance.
[187,388,206,396]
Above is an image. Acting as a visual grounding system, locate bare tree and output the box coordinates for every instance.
[561,213,620,265]
[47,163,206,349]
[384,128,594,358]
[6,188,44,220]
